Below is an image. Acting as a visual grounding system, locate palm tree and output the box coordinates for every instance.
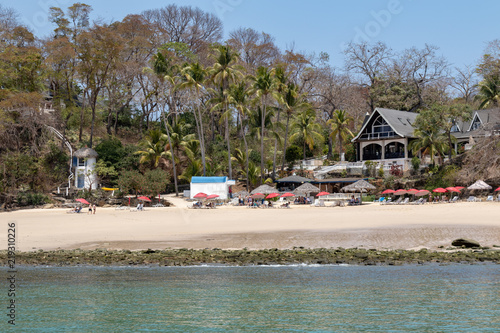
[409,128,447,165]
[271,66,288,179]
[152,51,179,196]
[290,109,324,161]
[279,82,309,172]
[249,66,278,183]
[478,76,500,109]
[327,109,354,160]
[135,129,168,169]
[208,44,242,179]
[178,62,208,175]
[228,82,251,189]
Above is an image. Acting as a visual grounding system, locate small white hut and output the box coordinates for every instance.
[190,176,235,200]
[73,147,99,190]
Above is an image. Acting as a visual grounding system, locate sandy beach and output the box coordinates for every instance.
[1,195,499,252]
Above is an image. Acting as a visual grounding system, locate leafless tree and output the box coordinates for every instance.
[450,65,478,104]
[228,27,280,71]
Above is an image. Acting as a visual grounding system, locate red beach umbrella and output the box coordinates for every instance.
[455,186,465,190]
[251,193,265,199]
[266,193,280,199]
[138,196,151,202]
[495,187,500,191]
[445,187,460,193]
[433,188,447,193]
[394,189,407,196]
[75,198,90,205]
[381,189,395,194]
[281,192,295,198]
[193,192,207,199]
[206,194,219,200]
[407,189,419,195]
[316,191,330,197]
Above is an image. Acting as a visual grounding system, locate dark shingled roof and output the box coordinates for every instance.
[74,147,98,158]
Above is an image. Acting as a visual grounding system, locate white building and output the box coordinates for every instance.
[190,176,235,200]
[73,147,99,190]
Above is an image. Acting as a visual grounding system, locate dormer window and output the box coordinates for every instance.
[469,114,482,131]
[359,114,396,140]
[372,116,392,133]
[450,120,460,133]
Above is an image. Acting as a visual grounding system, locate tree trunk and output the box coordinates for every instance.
[162,111,178,196]
[226,109,232,179]
[242,117,249,190]
[281,114,291,172]
[260,97,266,184]
[272,107,281,180]
[196,89,207,176]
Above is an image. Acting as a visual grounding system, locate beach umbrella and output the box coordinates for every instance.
[251,193,265,199]
[381,189,395,194]
[281,192,295,198]
[206,194,219,200]
[467,180,492,190]
[251,185,277,195]
[193,192,207,199]
[138,196,151,202]
[75,198,90,205]
[433,188,447,193]
[495,187,500,191]
[406,189,419,195]
[266,193,280,199]
[445,187,460,193]
[293,183,320,196]
[341,179,376,193]
[454,186,465,190]
[415,190,430,196]
[316,191,330,197]
[394,189,407,196]
[235,190,250,197]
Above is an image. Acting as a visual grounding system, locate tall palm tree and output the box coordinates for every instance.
[228,82,251,189]
[135,129,168,169]
[409,128,447,165]
[327,109,354,160]
[152,51,179,195]
[279,82,309,172]
[271,66,288,179]
[478,76,500,109]
[208,44,242,179]
[249,66,278,183]
[290,109,324,161]
[178,62,208,175]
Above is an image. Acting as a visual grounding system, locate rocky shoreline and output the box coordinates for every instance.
[2,247,500,266]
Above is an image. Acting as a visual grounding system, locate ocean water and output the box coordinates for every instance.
[4,264,500,332]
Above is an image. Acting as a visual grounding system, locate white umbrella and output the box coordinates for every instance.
[467,180,492,190]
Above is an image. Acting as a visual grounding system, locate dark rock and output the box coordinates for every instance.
[452,238,481,248]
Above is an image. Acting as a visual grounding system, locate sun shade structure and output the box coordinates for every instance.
[394,189,407,195]
[415,190,430,196]
[381,189,395,194]
[293,182,320,196]
[316,191,330,197]
[206,194,219,199]
[341,179,376,193]
[433,188,447,193]
[266,193,279,199]
[495,187,500,191]
[251,193,265,199]
[138,196,151,202]
[75,198,90,205]
[467,180,492,190]
[193,192,207,199]
[235,190,249,197]
[280,192,295,198]
[251,184,277,195]
[445,187,461,193]
[406,189,419,195]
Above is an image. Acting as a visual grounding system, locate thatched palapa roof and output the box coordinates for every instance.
[341,179,376,192]
[293,182,320,195]
[467,180,492,190]
[251,184,277,194]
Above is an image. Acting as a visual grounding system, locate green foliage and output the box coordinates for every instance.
[344,142,356,162]
[378,164,384,178]
[411,156,421,173]
[383,175,396,189]
[364,161,377,177]
[16,192,49,206]
[95,137,124,167]
[117,170,145,195]
[143,169,170,196]
[361,194,375,202]
[285,145,301,163]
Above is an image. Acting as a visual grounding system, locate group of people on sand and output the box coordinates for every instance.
[69,203,96,214]
[348,195,361,206]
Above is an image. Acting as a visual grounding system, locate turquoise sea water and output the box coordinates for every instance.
[3,264,500,332]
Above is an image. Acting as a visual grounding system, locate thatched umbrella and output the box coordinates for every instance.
[251,184,277,195]
[235,190,250,198]
[341,179,376,193]
[467,180,492,190]
[293,182,320,196]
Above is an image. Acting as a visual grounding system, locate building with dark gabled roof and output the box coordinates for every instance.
[352,107,500,170]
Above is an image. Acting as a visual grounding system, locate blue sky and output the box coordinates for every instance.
[2,0,499,70]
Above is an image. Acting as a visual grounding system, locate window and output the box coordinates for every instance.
[372,116,392,134]
[78,158,85,167]
[470,116,482,131]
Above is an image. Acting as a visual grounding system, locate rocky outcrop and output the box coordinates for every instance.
[451,238,481,248]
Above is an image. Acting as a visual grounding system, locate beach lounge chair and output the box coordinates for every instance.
[377,197,385,204]
[467,196,477,202]
[450,196,459,203]
[389,197,402,205]
[410,198,423,205]
[400,198,409,205]
[486,195,493,201]
[497,194,500,202]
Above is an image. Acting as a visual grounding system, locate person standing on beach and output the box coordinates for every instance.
[92,204,96,214]
[88,204,92,215]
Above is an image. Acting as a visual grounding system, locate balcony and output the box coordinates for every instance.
[359,131,397,140]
